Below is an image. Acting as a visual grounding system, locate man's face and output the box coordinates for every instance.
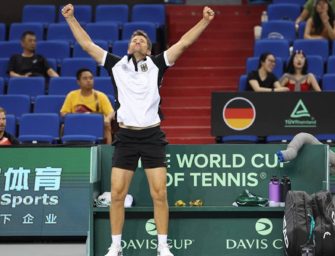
[128,35,151,55]
[77,71,94,90]
[0,112,6,133]
[21,34,36,52]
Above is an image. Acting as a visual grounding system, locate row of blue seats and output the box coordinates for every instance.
[0,77,116,102]
[220,134,335,143]
[261,20,306,42]
[266,3,302,22]
[239,73,335,91]
[272,0,305,6]
[0,56,125,78]
[21,4,165,27]
[0,22,158,44]
[0,95,115,122]
[245,55,335,80]
[254,39,334,62]
[5,113,104,144]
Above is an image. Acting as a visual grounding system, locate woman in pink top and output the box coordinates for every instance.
[280,50,321,92]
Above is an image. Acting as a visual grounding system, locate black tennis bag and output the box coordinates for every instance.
[283,190,335,256]
[283,191,314,256]
[312,191,335,256]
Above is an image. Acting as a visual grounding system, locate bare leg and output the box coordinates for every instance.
[145,167,169,234]
[110,167,134,234]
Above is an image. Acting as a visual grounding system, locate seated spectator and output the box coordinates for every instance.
[280,50,321,92]
[247,53,289,92]
[60,68,114,144]
[304,0,335,40]
[0,107,19,145]
[8,31,59,78]
[296,0,335,26]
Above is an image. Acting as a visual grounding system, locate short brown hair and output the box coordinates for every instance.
[130,30,152,51]
[0,107,5,114]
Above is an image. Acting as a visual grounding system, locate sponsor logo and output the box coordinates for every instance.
[145,219,157,236]
[284,99,316,128]
[222,97,256,131]
[255,218,273,236]
[225,218,282,251]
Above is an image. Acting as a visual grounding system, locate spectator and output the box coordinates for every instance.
[8,31,59,78]
[0,107,19,145]
[304,0,335,40]
[60,68,114,144]
[296,0,335,26]
[247,53,289,92]
[280,50,321,92]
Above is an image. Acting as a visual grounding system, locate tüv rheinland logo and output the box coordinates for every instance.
[225,218,283,251]
[285,99,316,128]
[121,219,195,251]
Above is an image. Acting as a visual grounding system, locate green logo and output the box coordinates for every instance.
[255,218,273,236]
[290,99,310,118]
[145,218,157,236]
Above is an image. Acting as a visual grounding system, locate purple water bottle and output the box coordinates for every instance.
[269,176,281,207]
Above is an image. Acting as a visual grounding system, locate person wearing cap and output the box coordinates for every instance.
[304,0,335,40]
[296,0,335,27]
[0,107,19,145]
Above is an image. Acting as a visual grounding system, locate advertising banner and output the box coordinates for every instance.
[0,147,96,236]
[92,144,328,255]
[211,92,335,136]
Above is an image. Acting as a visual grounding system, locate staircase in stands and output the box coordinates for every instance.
[160,4,265,144]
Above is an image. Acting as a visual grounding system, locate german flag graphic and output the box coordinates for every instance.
[223,97,256,131]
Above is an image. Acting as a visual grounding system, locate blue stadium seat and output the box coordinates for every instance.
[5,114,16,136]
[85,23,119,44]
[48,77,77,95]
[327,56,335,73]
[61,58,97,76]
[322,74,335,91]
[267,4,301,21]
[94,77,115,96]
[19,113,60,143]
[131,4,165,27]
[221,135,259,143]
[0,41,22,58]
[47,58,58,72]
[22,5,56,25]
[122,22,157,43]
[9,23,44,41]
[47,23,76,43]
[0,23,5,41]
[0,58,8,78]
[266,135,294,143]
[108,95,116,108]
[238,75,247,91]
[0,95,31,119]
[272,0,305,5]
[58,5,92,24]
[297,22,306,39]
[73,40,109,58]
[246,56,284,78]
[62,114,104,144]
[261,20,296,43]
[95,5,129,26]
[36,41,70,62]
[306,55,324,80]
[34,95,66,114]
[293,39,329,62]
[112,40,129,57]
[254,39,290,59]
[7,77,45,100]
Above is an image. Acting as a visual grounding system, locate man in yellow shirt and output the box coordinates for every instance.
[60,68,114,144]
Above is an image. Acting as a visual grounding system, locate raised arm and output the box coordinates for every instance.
[62,4,105,63]
[166,6,215,65]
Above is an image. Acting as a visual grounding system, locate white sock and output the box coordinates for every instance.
[158,234,168,246]
[112,234,122,246]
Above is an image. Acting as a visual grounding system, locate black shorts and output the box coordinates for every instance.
[112,126,168,170]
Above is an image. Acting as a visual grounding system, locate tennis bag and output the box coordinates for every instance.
[283,190,335,256]
[312,191,335,256]
[283,191,314,256]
